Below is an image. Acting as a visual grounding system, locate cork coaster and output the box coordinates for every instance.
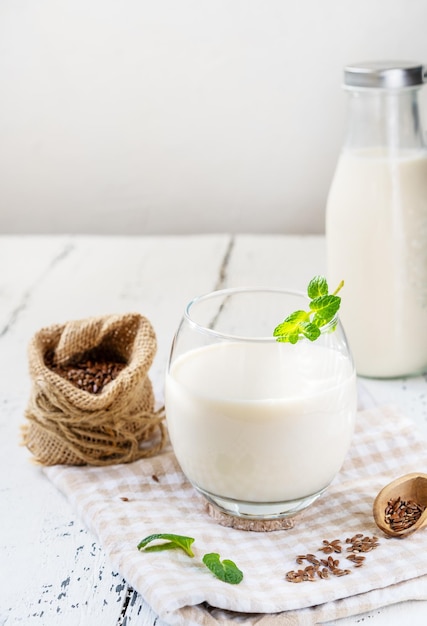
[206,503,295,532]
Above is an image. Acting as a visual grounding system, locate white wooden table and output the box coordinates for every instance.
[1,234,426,625]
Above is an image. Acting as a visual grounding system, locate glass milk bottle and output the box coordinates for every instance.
[326,61,427,378]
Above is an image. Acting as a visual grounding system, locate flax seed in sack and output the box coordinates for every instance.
[22,313,166,466]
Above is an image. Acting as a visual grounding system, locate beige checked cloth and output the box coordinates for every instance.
[45,405,427,625]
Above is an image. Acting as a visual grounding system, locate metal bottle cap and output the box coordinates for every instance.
[344,61,426,89]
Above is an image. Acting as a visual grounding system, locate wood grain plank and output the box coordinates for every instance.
[0,235,73,337]
[1,234,427,626]
[0,234,230,625]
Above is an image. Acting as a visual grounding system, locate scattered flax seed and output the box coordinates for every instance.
[320,556,340,569]
[334,568,352,577]
[319,539,342,554]
[346,534,379,553]
[296,554,320,565]
[286,570,303,583]
[346,554,366,567]
[285,535,380,583]
[152,474,160,483]
[384,496,426,532]
[120,496,129,501]
[286,566,317,583]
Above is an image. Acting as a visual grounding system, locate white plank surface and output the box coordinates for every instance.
[1,234,426,626]
[0,235,229,625]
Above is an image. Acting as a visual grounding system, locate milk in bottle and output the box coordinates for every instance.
[326,62,427,377]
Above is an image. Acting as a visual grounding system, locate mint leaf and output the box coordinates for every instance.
[137,534,244,584]
[307,275,329,299]
[137,533,195,557]
[300,321,321,341]
[202,553,244,585]
[310,294,341,324]
[274,276,344,344]
[273,310,310,343]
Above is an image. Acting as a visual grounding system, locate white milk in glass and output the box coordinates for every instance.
[326,148,427,378]
[165,341,356,504]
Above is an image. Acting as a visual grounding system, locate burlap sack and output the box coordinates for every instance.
[22,313,166,466]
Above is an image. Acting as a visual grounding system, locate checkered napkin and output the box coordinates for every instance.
[45,405,427,625]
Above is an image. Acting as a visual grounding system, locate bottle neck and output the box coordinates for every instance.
[343,86,425,153]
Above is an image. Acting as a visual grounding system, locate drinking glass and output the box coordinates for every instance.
[165,287,357,522]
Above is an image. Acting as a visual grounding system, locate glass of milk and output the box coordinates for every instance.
[165,288,357,522]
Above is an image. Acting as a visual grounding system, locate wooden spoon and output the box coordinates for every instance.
[373,473,427,537]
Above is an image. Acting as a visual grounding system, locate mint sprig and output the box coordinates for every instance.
[202,553,244,585]
[273,276,344,344]
[137,533,195,557]
[137,533,244,585]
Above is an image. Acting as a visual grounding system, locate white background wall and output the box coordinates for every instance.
[0,0,426,235]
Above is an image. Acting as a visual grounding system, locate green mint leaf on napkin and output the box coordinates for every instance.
[137,533,195,557]
[202,552,244,585]
[273,276,344,344]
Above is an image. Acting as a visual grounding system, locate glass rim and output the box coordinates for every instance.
[184,286,339,342]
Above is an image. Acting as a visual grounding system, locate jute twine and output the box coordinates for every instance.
[22,313,166,466]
